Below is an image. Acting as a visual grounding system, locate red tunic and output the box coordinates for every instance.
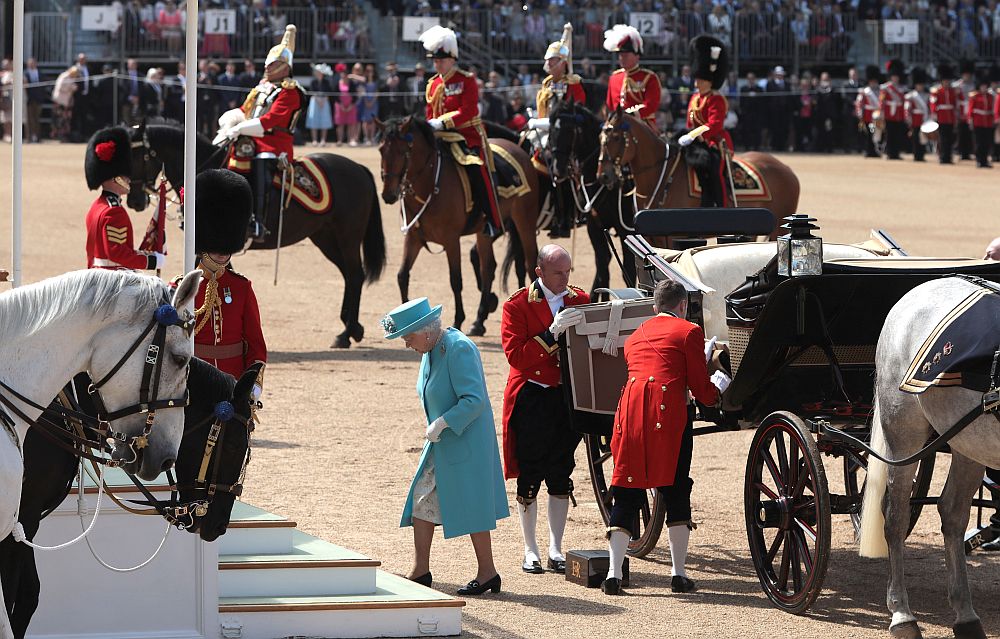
[500,280,590,479]
[879,82,906,122]
[967,91,996,129]
[425,68,486,149]
[606,66,661,126]
[85,192,157,270]
[686,91,733,150]
[904,90,928,128]
[610,315,718,488]
[192,267,267,379]
[855,86,879,124]
[930,83,958,125]
[227,79,303,172]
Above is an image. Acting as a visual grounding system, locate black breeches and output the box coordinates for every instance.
[885,120,907,158]
[974,127,993,166]
[252,158,276,223]
[910,126,925,160]
[695,147,726,208]
[511,383,582,501]
[608,416,694,537]
[958,121,973,158]
[938,123,955,163]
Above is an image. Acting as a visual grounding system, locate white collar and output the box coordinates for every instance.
[537,280,568,302]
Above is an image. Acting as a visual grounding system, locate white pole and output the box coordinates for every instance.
[11,0,24,287]
[183,0,198,281]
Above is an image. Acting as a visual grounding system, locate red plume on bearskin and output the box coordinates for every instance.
[95,141,116,162]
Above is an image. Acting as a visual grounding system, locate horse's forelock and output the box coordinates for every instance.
[188,357,235,408]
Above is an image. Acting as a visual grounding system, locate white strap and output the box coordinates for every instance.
[601,300,625,357]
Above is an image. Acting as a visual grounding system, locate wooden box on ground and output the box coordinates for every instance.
[565,550,629,588]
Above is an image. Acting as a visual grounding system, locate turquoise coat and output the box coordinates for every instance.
[400,328,510,538]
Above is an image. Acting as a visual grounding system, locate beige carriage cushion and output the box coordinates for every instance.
[824,257,996,270]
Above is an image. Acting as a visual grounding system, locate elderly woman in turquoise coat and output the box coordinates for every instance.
[382,298,509,596]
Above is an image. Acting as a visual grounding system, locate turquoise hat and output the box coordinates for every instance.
[381,298,443,339]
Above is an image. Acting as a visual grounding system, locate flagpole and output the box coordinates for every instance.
[183,0,198,288]
[11,0,24,287]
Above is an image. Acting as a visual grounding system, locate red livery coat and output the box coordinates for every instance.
[425,68,487,149]
[85,192,157,270]
[501,280,590,479]
[193,267,268,379]
[687,90,733,150]
[930,83,958,125]
[610,315,718,489]
[227,79,303,172]
[606,66,661,125]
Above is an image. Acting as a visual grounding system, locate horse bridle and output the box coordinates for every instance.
[129,127,231,201]
[381,130,443,236]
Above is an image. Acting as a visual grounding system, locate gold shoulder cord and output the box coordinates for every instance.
[194,263,224,337]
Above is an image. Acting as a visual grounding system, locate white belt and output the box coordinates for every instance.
[91,258,127,268]
[937,105,954,109]
[973,109,993,115]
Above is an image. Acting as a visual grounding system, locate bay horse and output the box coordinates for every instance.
[1,359,259,639]
[596,106,799,244]
[126,122,386,349]
[376,116,540,336]
[860,276,1000,639]
[0,268,199,639]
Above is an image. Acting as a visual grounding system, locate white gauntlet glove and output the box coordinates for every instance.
[252,384,262,401]
[678,133,695,147]
[549,307,585,338]
[153,252,166,269]
[227,117,265,140]
[427,118,444,131]
[710,370,731,394]
[425,416,448,443]
[527,117,550,131]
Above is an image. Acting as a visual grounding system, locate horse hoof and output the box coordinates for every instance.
[467,323,486,337]
[331,335,351,349]
[350,324,365,343]
[953,620,987,639]
[487,293,499,314]
[890,621,923,639]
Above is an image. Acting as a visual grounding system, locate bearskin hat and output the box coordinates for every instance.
[976,69,991,88]
[194,169,252,255]
[603,24,643,55]
[865,65,882,83]
[885,59,904,79]
[690,35,729,90]
[960,58,976,76]
[85,126,132,191]
[909,66,927,86]
[990,63,1000,83]
[937,63,954,81]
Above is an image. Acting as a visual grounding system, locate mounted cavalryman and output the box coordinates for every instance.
[222,25,305,244]
[603,24,661,133]
[84,126,165,271]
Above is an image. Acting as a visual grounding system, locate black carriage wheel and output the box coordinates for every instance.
[843,453,934,539]
[745,412,831,615]
[586,433,666,558]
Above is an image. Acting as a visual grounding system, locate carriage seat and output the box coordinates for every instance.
[823,257,1000,274]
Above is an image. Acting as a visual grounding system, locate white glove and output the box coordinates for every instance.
[226,117,265,140]
[152,252,166,269]
[528,117,550,131]
[549,307,585,338]
[252,384,262,401]
[678,133,695,147]
[710,370,731,394]
[704,336,717,364]
[425,416,448,443]
[428,118,444,131]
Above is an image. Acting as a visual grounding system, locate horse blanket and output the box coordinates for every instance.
[687,156,771,202]
[270,156,333,214]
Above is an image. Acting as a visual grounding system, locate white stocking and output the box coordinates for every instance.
[518,500,540,563]
[668,524,690,578]
[606,530,629,580]
[547,494,570,562]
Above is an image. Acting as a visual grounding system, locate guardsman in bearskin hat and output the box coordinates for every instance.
[604,24,661,132]
[955,58,976,161]
[990,63,1000,163]
[855,65,881,158]
[85,126,165,271]
[904,66,929,162]
[419,25,503,238]
[678,34,732,208]
[221,25,305,244]
[189,169,267,394]
[967,71,995,169]
[930,63,958,164]
[880,59,907,160]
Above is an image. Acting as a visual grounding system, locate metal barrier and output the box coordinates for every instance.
[25,13,73,66]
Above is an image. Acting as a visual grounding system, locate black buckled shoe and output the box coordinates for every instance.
[457,574,501,596]
[671,575,697,593]
[408,572,432,587]
[547,558,566,573]
[522,558,545,574]
[601,577,623,595]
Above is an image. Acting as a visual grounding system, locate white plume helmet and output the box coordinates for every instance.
[603,24,643,55]
[545,23,574,75]
[419,25,459,59]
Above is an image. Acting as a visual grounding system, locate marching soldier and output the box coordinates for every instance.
[603,24,661,132]
[968,72,995,169]
[84,126,165,271]
[880,59,907,160]
[678,35,732,208]
[501,245,589,575]
[188,169,267,395]
[904,67,929,162]
[930,63,958,165]
[223,25,305,243]
[855,65,881,158]
[419,25,503,238]
[955,59,976,161]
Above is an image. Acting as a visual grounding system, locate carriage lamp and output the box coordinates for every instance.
[777,214,823,277]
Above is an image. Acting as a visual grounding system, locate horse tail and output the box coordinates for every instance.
[501,221,523,294]
[859,398,890,559]
[360,166,387,284]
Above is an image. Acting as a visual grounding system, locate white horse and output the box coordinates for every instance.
[0,268,199,639]
[859,277,999,639]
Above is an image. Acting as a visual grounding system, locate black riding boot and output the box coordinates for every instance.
[465,164,503,238]
[251,157,275,243]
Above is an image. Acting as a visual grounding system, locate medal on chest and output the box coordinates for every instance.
[444,82,464,97]
[223,286,233,304]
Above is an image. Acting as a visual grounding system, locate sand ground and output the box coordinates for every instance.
[2,144,999,639]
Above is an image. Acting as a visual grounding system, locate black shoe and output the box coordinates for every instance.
[457,574,501,595]
[940,159,954,164]
[547,558,566,573]
[671,575,697,593]
[522,559,545,574]
[408,571,432,587]
[601,577,623,595]
[980,538,1000,551]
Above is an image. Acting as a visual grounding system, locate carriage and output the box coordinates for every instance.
[561,209,1000,614]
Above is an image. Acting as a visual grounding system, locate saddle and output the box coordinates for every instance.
[436,136,530,214]
[687,155,772,201]
[268,156,333,215]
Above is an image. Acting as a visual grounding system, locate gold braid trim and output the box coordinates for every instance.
[194,255,229,337]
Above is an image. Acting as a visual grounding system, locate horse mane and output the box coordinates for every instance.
[385,117,438,149]
[482,120,520,143]
[551,100,600,126]
[187,357,235,407]
[0,270,167,341]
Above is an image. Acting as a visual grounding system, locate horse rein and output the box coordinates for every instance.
[382,132,442,236]
[599,117,681,212]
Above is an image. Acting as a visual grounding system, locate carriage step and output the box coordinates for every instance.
[218,501,297,555]
[829,493,862,515]
[219,530,380,597]
[218,571,464,638]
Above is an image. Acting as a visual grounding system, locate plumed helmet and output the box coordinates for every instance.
[603,24,643,55]
[85,126,132,190]
[690,35,729,90]
[545,23,574,74]
[960,58,976,76]
[865,65,882,83]
[885,58,904,79]
[419,25,459,59]
[194,169,252,255]
[265,25,296,68]
[937,62,954,81]
[909,66,927,86]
